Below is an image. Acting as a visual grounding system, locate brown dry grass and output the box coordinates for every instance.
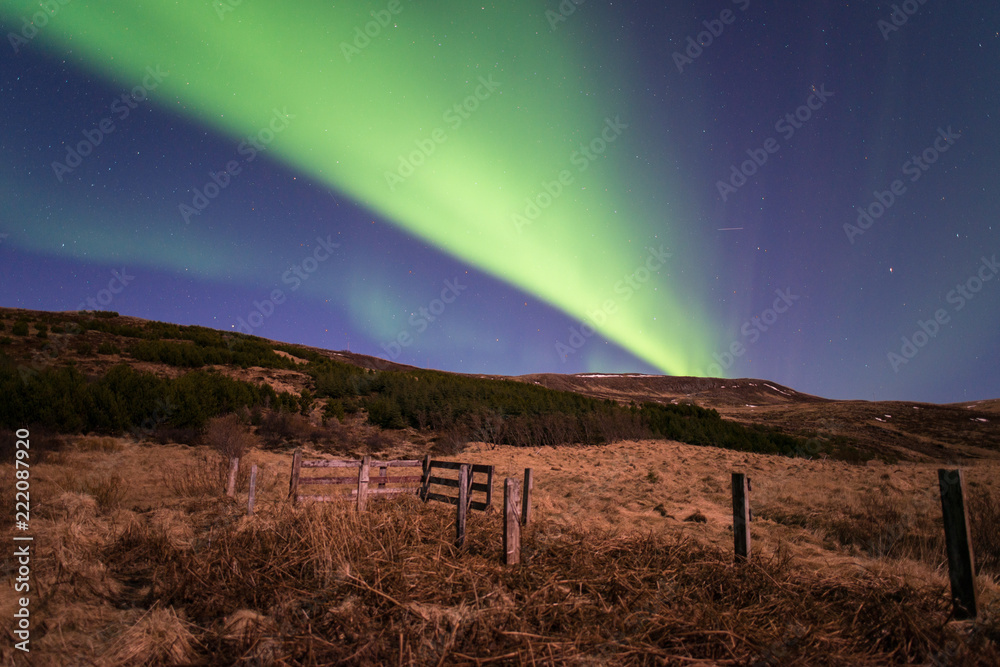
[75,436,124,454]
[162,448,272,499]
[77,472,131,512]
[1,437,998,665]
[100,605,199,666]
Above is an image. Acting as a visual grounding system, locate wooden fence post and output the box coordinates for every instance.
[357,455,371,512]
[938,468,978,619]
[521,468,533,525]
[288,449,302,503]
[456,464,470,548]
[484,465,495,513]
[420,455,431,501]
[226,457,240,498]
[248,464,258,516]
[378,464,388,489]
[504,478,522,565]
[732,472,751,562]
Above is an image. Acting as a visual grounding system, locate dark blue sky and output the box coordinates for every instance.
[1,1,998,403]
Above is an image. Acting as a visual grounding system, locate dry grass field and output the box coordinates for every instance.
[3,433,999,665]
[2,309,998,663]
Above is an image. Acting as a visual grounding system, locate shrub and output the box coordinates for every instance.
[152,426,201,446]
[50,324,64,333]
[323,399,346,424]
[203,413,261,460]
[432,425,469,455]
[75,341,93,355]
[12,321,29,336]
[257,410,315,449]
[0,337,11,346]
[128,337,296,370]
[97,341,120,355]
[35,323,48,338]
[365,396,405,429]
[360,428,401,453]
[82,318,143,337]
[298,389,314,415]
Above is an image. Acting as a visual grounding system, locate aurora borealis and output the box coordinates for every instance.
[1,1,998,403]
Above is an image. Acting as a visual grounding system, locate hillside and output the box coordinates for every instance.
[1,307,998,461]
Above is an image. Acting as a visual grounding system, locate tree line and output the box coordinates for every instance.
[0,358,299,434]
[306,358,864,458]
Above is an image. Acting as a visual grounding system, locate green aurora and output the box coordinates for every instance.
[2,0,717,374]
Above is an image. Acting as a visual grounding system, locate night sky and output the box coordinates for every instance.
[1,1,998,404]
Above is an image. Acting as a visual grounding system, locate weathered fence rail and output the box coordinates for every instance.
[289,452,424,506]
[421,457,495,547]
[287,451,497,547]
[421,458,495,512]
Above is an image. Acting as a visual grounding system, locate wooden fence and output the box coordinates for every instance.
[280,449,979,605]
[286,451,536,562]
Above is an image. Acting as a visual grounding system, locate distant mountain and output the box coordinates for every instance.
[516,373,826,407]
[516,372,1000,462]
